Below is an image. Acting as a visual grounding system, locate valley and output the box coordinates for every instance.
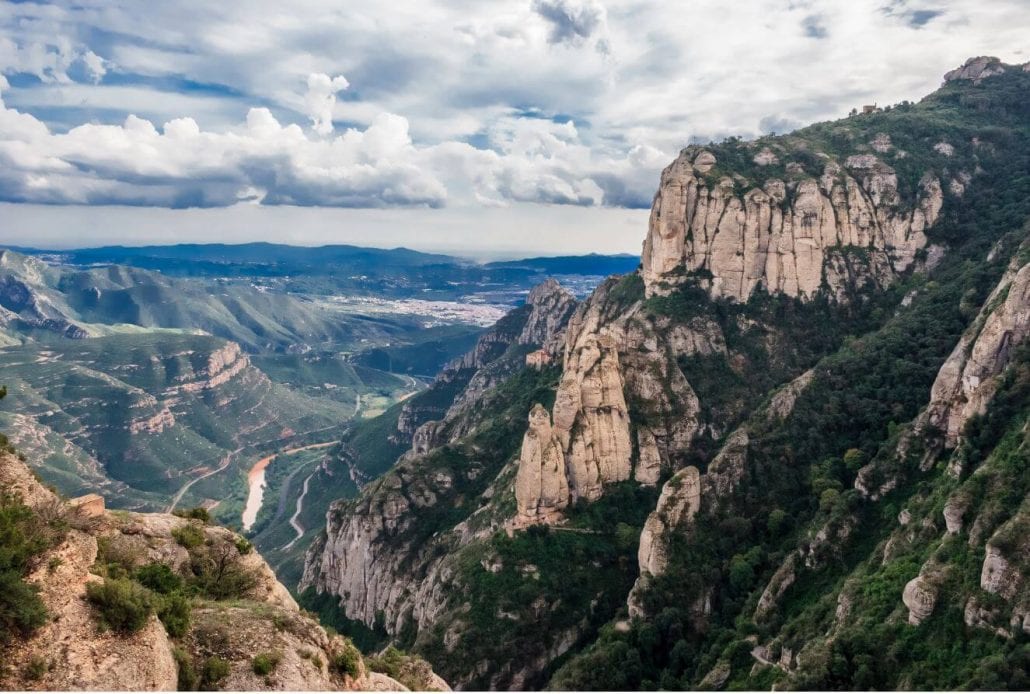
[0,241,630,599]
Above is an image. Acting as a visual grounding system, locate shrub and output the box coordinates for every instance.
[23,654,49,680]
[0,570,48,643]
[200,656,230,690]
[331,641,362,678]
[85,577,153,634]
[172,647,198,691]
[136,563,182,594]
[157,592,191,638]
[234,537,253,555]
[188,542,258,600]
[173,507,211,523]
[0,491,68,643]
[95,535,144,578]
[252,651,281,676]
[172,523,205,549]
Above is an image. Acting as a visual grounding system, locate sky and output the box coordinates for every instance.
[0,1,1027,258]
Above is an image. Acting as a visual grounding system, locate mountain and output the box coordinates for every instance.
[19,243,641,300]
[0,449,446,690]
[485,254,640,276]
[297,57,1030,689]
[0,248,433,353]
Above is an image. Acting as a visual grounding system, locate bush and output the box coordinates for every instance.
[252,651,281,675]
[173,507,211,523]
[136,563,182,594]
[0,570,48,643]
[0,491,67,643]
[157,592,191,638]
[85,577,153,634]
[200,657,230,690]
[95,536,144,578]
[234,537,253,555]
[331,641,362,678]
[172,523,205,549]
[23,654,49,680]
[172,646,198,691]
[188,542,258,600]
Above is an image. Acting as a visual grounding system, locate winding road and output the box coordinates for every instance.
[241,441,337,531]
[282,471,314,551]
[166,447,242,513]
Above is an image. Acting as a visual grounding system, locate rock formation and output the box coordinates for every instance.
[902,573,939,625]
[922,258,1030,449]
[514,404,569,525]
[943,56,1006,84]
[0,452,444,691]
[640,147,943,301]
[554,333,633,501]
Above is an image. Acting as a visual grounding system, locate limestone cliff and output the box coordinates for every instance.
[922,254,1030,451]
[641,146,944,301]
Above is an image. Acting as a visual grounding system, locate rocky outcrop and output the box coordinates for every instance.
[554,332,633,501]
[922,257,1030,449]
[628,426,751,618]
[168,341,252,394]
[943,56,1006,84]
[397,279,578,451]
[516,279,577,352]
[754,552,799,620]
[902,573,939,625]
[640,147,943,301]
[638,466,702,575]
[514,404,569,525]
[0,453,442,691]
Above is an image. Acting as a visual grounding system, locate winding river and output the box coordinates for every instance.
[241,442,336,531]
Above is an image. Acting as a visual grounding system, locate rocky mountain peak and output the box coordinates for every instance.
[944,56,1007,84]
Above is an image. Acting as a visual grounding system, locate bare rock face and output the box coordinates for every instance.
[766,369,815,420]
[923,258,1030,449]
[943,495,967,534]
[516,279,578,352]
[637,466,702,576]
[556,333,633,500]
[943,56,1006,84]
[754,552,799,620]
[514,404,570,525]
[981,544,1019,598]
[902,574,938,625]
[640,148,943,301]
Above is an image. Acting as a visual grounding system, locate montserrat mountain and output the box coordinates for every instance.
[301,57,1030,690]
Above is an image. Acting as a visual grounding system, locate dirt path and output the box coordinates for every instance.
[166,447,242,513]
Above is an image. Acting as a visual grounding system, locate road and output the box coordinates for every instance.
[241,441,337,530]
[166,447,243,513]
[282,471,314,551]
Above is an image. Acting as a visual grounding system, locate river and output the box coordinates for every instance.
[240,442,336,531]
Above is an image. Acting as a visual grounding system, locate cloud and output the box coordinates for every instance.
[802,15,829,38]
[80,50,107,84]
[0,0,1028,229]
[304,72,349,135]
[758,114,803,135]
[0,77,666,210]
[532,0,608,46]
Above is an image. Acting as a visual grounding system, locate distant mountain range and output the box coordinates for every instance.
[13,243,640,290]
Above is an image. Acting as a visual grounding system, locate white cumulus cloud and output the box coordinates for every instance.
[304,72,349,135]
